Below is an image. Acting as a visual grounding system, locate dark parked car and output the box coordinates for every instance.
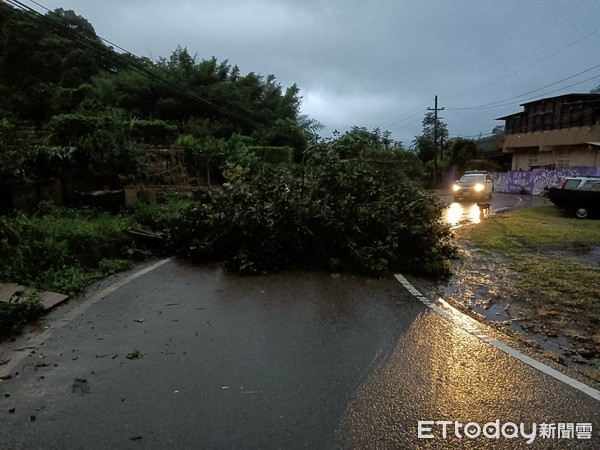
[547,176,600,219]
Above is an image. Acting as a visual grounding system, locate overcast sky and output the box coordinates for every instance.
[22,0,600,146]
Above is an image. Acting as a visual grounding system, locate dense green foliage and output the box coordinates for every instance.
[0,201,194,340]
[0,205,134,295]
[129,198,193,232]
[250,146,294,165]
[448,137,478,172]
[412,111,449,165]
[413,112,497,184]
[170,130,455,278]
[0,5,314,188]
[0,5,302,130]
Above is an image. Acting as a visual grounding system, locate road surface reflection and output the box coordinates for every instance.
[337,310,598,449]
[445,202,482,226]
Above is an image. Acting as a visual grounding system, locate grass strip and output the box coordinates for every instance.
[460,205,599,318]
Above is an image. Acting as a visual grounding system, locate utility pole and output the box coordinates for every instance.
[428,95,444,187]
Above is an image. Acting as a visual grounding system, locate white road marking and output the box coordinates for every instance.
[0,258,171,378]
[394,273,600,402]
[511,195,524,207]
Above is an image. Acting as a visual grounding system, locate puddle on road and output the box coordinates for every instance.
[444,202,482,227]
[538,243,600,267]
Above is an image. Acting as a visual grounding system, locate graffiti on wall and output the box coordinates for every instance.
[490,167,600,195]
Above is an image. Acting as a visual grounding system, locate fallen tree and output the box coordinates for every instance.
[169,145,457,278]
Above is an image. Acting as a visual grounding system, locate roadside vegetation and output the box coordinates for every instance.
[463,206,600,308]
[466,206,600,251]
[0,204,134,296]
[0,200,192,340]
[456,206,600,379]
[0,205,131,339]
[0,166,457,340]
[0,199,196,297]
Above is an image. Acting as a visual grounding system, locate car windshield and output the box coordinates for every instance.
[459,174,485,183]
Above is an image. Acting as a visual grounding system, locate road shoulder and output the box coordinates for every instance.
[409,234,600,387]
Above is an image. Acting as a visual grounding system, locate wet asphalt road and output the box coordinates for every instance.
[0,259,598,449]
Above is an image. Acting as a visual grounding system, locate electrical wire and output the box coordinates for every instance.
[377,101,431,129]
[448,64,600,111]
[446,28,599,100]
[386,116,427,133]
[378,29,599,136]
[3,0,263,129]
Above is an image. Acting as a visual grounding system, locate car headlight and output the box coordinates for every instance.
[474,183,484,192]
[452,184,460,192]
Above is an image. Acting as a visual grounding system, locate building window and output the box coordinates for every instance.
[528,154,538,166]
[557,157,570,168]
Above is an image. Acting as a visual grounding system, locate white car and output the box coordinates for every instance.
[559,176,600,191]
[452,171,493,202]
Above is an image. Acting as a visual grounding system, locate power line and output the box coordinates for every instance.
[378,29,599,138]
[453,103,600,139]
[448,64,600,111]
[384,67,600,145]
[457,74,600,112]
[386,116,425,133]
[23,0,137,57]
[4,0,263,129]
[446,28,600,100]
[377,102,431,129]
[390,70,600,143]
[386,71,600,142]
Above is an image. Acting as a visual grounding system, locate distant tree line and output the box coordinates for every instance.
[0,5,324,188]
[0,6,306,132]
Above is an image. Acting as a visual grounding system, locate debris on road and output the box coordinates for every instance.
[126,350,143,360]
[72,378,90,394]
[0,283,68,311]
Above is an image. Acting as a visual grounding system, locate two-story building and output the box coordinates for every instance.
[497,93,600,170]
